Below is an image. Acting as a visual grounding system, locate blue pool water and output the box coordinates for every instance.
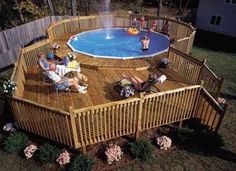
[67,28,170,59]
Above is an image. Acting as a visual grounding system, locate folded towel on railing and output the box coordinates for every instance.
[67,61,79,68]
[157,75,167,84]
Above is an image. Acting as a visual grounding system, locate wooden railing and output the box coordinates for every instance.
[168,47,203,84]
[47,15,195,54]
[8,85,226,149]
[21,40,51,69]
[10,50,27,97]
[198,63,224,98]
[168,47,224,98]
[72,98,140,147]
[194,88,226,132]
[8,96,75,147]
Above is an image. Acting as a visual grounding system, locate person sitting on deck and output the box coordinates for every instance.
[141,36,150,50]
[122,72,167,93]
[64,71,88,87]
[46,63,87,93]
[161,20,169,36]
[37,52,52,71]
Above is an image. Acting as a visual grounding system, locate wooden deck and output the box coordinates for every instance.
[22,33,192,112]
[23,65,190,112]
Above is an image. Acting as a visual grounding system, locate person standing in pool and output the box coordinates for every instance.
[141,36,150,50]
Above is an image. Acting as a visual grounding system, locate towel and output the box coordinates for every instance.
[67,61,78,69]
[157,75,167,84]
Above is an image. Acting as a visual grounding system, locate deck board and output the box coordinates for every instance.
[23,66,190,112]
[22,33,192,112]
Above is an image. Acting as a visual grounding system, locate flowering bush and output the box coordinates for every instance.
[2,80,17,94]
[217,97,226,108]
[56,150,70,166]
[156,136,172,150]
[52,43,60,49]
[24,144,38,159]
[105,144,123,164]
[3,123,16,132]
[67,52,76,61]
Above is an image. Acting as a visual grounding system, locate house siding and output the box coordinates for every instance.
[196,0,236,37]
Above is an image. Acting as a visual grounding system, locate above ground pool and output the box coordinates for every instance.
[67,28,170,59]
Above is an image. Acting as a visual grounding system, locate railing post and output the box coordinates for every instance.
[135,93,144,139]
[197,59,206,84]
[69,106,80,149]
[216,77,225,98]
[215,104,227,132]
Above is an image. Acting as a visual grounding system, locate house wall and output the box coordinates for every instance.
[196,0,236,37]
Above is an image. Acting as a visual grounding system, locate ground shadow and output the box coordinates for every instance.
[158,123,236,164]
[24,84,54,95]
[103,81,123,101]
[194,30,236,53]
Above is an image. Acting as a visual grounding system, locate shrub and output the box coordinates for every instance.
[176,127,195,144]
[3,132,28,153]
[69,154,94,171]
[129,139,155,161]
[194,128,224,149]
[37,143,59,164]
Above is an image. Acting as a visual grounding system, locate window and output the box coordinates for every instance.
[210,16,222,25]
[225,0,236,4]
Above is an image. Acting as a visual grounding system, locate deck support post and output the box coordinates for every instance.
[135,93,144,139]
[178,120,183,128]
[69,106,80,148]
[82,146,87,154]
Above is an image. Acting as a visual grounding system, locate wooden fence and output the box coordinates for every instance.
[168,47,224,98]
[0,16,74,69]
[8,85,226,149]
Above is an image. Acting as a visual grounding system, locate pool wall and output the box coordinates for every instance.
[47,15,196,54]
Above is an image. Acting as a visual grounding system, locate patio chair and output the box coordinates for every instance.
[51,80,71,99]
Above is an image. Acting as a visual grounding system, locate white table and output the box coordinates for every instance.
[56,64,81,77]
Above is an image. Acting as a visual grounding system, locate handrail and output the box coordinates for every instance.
[73,97,140,113]
[11,95,70,115]
[145,85,201,98]
[201,88,224,112]
[169,47,203,65]
[22,39,51,53]
[203,63,221,81]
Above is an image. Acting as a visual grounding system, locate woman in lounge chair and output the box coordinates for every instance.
[123,72,166,92]
[47,63,87,93]
[37,52,52,71]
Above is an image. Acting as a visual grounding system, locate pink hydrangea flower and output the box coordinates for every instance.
[56,150,70,165]
[24,144,38,159]
[105,144,123,164]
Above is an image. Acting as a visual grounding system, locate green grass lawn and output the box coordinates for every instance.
[0,46,235,171]
[191,47,236,97]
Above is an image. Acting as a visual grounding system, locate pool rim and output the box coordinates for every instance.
[67,28,170,60]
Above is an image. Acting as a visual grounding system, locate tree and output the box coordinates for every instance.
[72,0,77,16]
[47,0,55,15]
[157,0,162,17]
[14,0,24,23]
